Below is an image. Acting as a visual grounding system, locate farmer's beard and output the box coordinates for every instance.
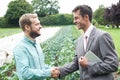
[29,30,41,39]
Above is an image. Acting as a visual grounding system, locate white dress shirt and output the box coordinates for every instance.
[84,24,94,51]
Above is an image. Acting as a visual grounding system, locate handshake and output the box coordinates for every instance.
[51,67,60,78]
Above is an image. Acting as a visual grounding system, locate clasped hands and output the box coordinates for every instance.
[50,56,88,78]
[51,67,60,78]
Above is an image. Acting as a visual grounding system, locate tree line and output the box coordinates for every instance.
[0,0,120,28]
[94,0,120,28]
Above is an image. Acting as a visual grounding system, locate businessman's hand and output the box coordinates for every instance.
[79,56,88,67]
[51,67,60,78]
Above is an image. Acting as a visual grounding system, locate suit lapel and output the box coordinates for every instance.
[86,27,96,51]
[81,36,85,55]
[77,34,85,56]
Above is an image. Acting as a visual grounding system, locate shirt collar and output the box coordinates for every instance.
[23,36,36,45]
[84,24,94,38]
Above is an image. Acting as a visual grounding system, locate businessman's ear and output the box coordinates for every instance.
[84,15,89,22]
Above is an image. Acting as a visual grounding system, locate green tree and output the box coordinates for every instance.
[32,0,60,17]
[0,17,7,28]
[4,0,33,26]
[93,5,106,25]
[47,0,60,15]
[40,14,73,26]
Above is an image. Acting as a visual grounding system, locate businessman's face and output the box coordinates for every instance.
[73,10,87,30]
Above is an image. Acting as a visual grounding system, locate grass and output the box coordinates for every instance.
[0,28,22,38]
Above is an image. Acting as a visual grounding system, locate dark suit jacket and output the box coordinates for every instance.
[59,27,119,80]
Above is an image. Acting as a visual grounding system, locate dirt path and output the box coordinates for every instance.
[0,27,61,66]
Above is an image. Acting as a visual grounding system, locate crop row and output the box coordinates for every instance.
[41,25,80,80]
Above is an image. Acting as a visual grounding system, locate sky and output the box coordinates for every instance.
[0,0,119,17]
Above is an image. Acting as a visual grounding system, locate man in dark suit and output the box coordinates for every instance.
[58,5,119,80]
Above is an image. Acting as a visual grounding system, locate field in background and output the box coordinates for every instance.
[0,28,22,38]
[0,26,119,57]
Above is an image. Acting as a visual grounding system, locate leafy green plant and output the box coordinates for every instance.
[0,60,18,80]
